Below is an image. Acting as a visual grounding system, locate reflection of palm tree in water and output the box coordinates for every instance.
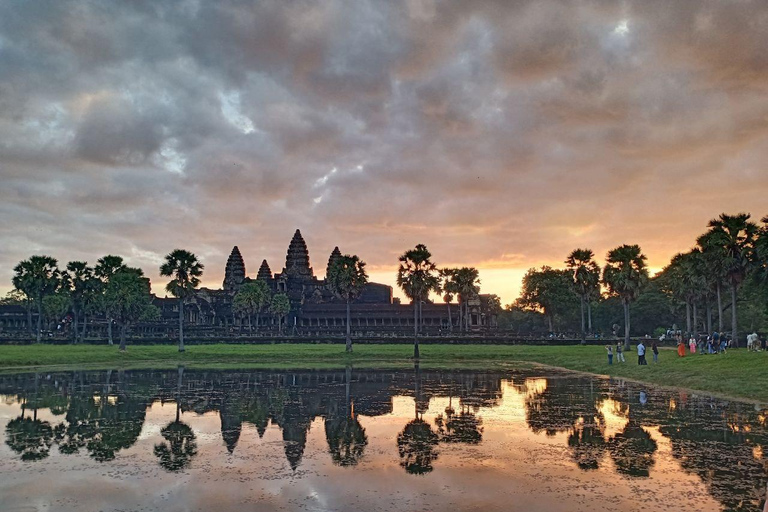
[325,366,368,466]
[397,363,439,475]
[5,373,55,461]
[435,396,483,445]
[608,421,657,477]
[154,366,197,472]
[567,421,607,470]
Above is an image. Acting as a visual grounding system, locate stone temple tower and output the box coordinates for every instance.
[282,229,314,278]
[257,259,272,280]
[326,246,341,276]
[223,246,246,291]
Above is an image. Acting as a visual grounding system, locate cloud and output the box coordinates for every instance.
[1,0,767,303]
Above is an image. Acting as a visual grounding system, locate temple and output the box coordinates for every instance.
[0,230,499,337]
[161,229,498,335]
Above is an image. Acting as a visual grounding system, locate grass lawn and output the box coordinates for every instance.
[0,343,766,402]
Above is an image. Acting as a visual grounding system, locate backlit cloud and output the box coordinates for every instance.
[1,0,767,303]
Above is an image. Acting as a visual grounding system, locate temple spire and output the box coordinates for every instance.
[257,259,272,280]
[326,246,341,276]
[283,229,313,278]
[223,246,246,291]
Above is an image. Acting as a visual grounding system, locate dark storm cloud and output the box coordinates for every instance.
[1,0,767,301]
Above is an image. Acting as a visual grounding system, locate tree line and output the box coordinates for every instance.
[509,213,768,348]
[5,243,496,358]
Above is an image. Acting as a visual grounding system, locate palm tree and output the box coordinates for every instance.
[565,249,600,344]
[103,268,157,351]
[453,267,480,332]
[396,244,440,359]
[602,245,649,350]
[63,261,94,344]
[702,213,758,346]
[160,250,204,352]
[666,251,704,334]
[326,254,369,352]
[439,269,460,333]
[270,293,291,335]
[755,216,768,290]
[232,281,271,333]
[13,256,60,343]
[697,232,727,332]
[94,255,127,345]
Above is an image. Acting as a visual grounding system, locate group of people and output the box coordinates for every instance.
[606,341,659,365]
[606,330,767,366]
[747,332,767,351]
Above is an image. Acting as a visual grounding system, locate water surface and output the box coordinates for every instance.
[1,366,766,512]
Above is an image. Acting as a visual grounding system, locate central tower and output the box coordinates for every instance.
[282,229,314,279]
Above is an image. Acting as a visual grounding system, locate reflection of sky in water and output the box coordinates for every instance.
[0,369,766,512]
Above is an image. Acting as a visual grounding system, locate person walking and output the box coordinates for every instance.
[606,345,613,365]
[688,336,696,354]
[615,342,625,363]
[651,341,659,363]
[677,338,686,357]
[637,341,647,365]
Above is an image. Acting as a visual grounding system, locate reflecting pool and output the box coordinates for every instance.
[1,366,766,511]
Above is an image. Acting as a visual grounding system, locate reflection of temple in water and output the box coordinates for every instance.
[1,368,767,511]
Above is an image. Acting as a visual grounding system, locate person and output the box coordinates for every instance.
[606,345,613,365]
[637,341,647,365]
[688,335,696,354]
[761,334,766,352]
[616,342,625,363]
[677,338,686,357]
[651,341,659,363]
[747,332,757,351]
[711,331,720,354]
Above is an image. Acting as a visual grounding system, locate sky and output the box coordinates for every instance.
[1,0,767,305]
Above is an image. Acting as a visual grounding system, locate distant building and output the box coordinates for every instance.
[0,230,498,338]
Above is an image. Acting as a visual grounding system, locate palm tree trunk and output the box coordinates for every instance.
[345,300,352,353]
[446,302,452,333]
[580,294,586,344]
[730,282,738,347]
[685,300,691,334]
[546,313,553,333]
[706,296,712,334]
[119,323,127,351]
[716,282,723,332]
[417,300,424,334]
[692,302,698,335]
[178,297,185,352]
[82,313,88,341]
[107,316,113,345]
[36,298,42,343]
[26,299,33,337]
[587,300,592,332]
[73,309,79,344]
[458,299,463,333]
[248,314,252,333]
[623,300,631,351]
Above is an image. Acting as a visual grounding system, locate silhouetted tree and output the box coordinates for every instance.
[160,249,204,352]
[326,254,368,352]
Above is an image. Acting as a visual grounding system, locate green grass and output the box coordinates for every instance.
[0,343,766,402]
